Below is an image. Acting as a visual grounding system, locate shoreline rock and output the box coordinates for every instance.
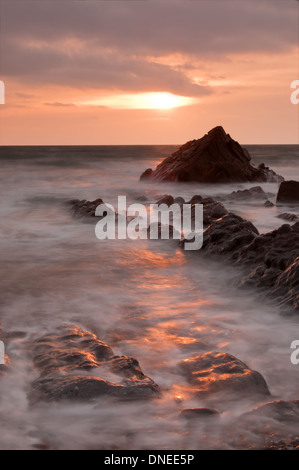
[178,351,270,399]
[140,126,284,184]
[30,325,160,403]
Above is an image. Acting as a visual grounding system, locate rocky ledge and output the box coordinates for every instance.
[179,351,270,400]
[140,126,284,184]
[30,325,160,403]
[196,214,299,312]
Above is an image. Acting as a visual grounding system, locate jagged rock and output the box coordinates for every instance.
[140,168,153,181]
[200,213,259,256]
[30,326,160,403]
[68,198,105,220]
[182,211,299,311]
[236,223,299,311]
[140,126,284,184]
[154,194,228,227]
[173,197,185,206]
[155,195,175,206]
[277,180,299,203]
[226,186,268,201]
[277,213,298,222]
[264,200,274,208]
[179,351,270,398]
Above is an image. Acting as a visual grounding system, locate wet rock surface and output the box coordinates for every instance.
[68,197,105,221]
[140,126,284,184]
[179,351,270,398]
[30,325,160,403]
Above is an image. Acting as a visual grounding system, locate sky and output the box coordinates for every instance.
[0,0,298,145]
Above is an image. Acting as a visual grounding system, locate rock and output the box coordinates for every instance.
[147,222,179,240]
[271,257,299,310]
[140,168,153,181]
[140,126,284,184]
[180,408,220,420]
[264,200,274,208]
[179,351,270,398]
[68,198,105,220]
[30,326,160,403]
[188,195,203,205]
[135,195,149,203]
[184,211,299,312]
[173,197,185,206]
[236,223,299,310]
[155,195,175,206]
[242,400,299,424]
[277,213,298,222]
[226,186,268,201]
[200,198,228,226]
[200,213,259,256]
[277,181,299,204]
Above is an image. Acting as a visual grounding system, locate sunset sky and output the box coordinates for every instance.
[0,0,298,145]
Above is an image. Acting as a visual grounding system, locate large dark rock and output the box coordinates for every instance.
[200,213,259,256]
[277,180,299,204]
[30,326,160,403]
[140,126,283,184]
[179,351,270,398]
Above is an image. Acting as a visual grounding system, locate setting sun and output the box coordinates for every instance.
[146,92,193,109]
[79,92,197,110]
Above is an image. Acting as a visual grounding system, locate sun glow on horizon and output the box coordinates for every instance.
[79,92,197,110]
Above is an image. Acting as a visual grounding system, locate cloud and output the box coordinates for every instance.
[44,102,77,107]
[0,0,297,98]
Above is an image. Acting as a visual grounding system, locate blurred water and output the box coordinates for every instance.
[0,144,298,449]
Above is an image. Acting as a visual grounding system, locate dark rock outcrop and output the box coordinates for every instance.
[68,198,105,220]
[155,195,175,206]
[140,168,153,181]
[277,180,299,204]
[178,351,270,398]
[154,194,228,227]
[30,326,160,403]
[140,126,283,184]
[277,213,298,222]
[225,186,268,201]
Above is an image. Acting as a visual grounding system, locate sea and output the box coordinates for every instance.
[0,144,298,449]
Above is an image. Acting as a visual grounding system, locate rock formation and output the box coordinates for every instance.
[140,126,284,184]
[179,351,270,398]
[276,180,299,203]
[30,325,160,403]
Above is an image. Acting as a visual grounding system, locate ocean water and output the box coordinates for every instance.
[0,144,298,450]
